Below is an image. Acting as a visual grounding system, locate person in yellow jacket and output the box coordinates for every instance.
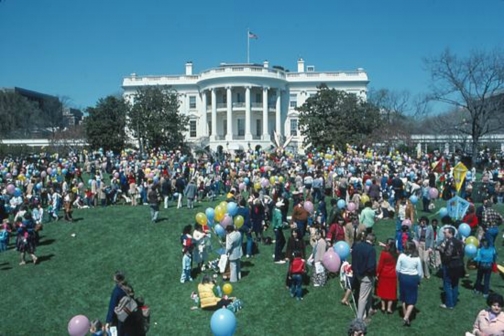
[197,275,233,310]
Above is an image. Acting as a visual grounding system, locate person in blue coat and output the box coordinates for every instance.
[473,238,497,298]
[236,199,253,257]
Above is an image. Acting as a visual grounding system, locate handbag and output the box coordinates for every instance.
[492,262,498,273]
[114,295,138,322]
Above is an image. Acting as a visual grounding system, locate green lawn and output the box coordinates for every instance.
[1,198,503,336]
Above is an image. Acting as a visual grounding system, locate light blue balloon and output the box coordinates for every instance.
[465,243,477,259]
[14,188,22,197]
[365,179,372,186]
[333,241,350,260]
[227,202,238,217]
[206,207,215,221]
[210,308,236,336]
[337,199,346,209]
[244,177,250,185]
[458,223,471,238]
[409,195,418,204]
[215,224,226,238]
[439,207,448,218]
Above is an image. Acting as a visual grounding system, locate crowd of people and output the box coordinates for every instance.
[2,145,504,334]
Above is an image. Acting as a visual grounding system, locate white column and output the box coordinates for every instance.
[245,86,252,140]
[275,89,281,137]
[226,86,233,141]
[201,90,207,137]
[262,87,269,140]
[211,89,217,140]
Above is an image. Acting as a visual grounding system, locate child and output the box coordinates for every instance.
[0,219,11,252]
[288,251,306,301]
[180,224,194,283]
[89,319,107,336]
[340,261,354,306]
[396,225,411,253]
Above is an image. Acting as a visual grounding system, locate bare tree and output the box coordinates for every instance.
[424,48,504,166]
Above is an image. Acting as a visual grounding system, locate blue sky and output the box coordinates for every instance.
[0,0,503,112]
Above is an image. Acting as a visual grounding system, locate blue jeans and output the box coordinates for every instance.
[245,232,253,256]
[274,229,285,261]
[442,265,459,308]
[295,220,307,237]
[290,274,303,299]
[395,218,403,233]
[475,268,492,295]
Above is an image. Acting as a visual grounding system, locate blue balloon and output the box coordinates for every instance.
[35,182,42,190]
[88,179,92,186]
[337,199,346,209]
[210,308,236,336]
[207,218,214,228]
[465,243,477,259]
[227,202,238,217]
[458,223,471,238]
[409,195,418,204]
[62,168,68,175]
[333,241,350,260]
[439,207,448,218]
[244,177,250,185]
[14,188,22,197]
[206,207,215,221]
[365,179,372,186]
[215,224,226,238]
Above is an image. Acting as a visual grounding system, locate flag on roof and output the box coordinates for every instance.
[248,31,258,39]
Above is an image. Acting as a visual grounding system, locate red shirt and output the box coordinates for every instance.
[463,213,479,229]
[289,258,305,275]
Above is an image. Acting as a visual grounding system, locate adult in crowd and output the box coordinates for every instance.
[470,293,504,336]
[198,275,233,310]
[105,271,134,335]
[236,199,253,258]
[438,226,465,309]
[347,318,367,336]
[396,241,423,327]
[309,228,328,287]
[272,200,287,264]
[395,196,415,233]
[359,201,376,234]
[16,212,38,265]
[291,200,309,238]
[250,198,265,243]
[225,225,243,282]
[376,238,398,314]
[413,216,434,279]
[345,214,366,248]
[473,237,497,298]
[352,232,377,321]
[147,185,160,223]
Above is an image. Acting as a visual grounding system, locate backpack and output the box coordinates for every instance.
[114,295,138,322]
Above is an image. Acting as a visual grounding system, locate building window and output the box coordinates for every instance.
[255,93,262,103]
[189,96,196,109]
[236,93,242,103]
[289,94,297,108]
[223,94,227,104]
[208,121,212,136]
[290,119,298,136]
[190,120,197,137]
[223,120,227,135]
[256,119,262,137]
[237,119,245,136]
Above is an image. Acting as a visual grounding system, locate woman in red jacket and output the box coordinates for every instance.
[376,238,398,314]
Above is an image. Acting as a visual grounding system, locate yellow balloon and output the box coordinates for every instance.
[307,159,312,165]
[361,194,370,205]
[145,168,151,174]
[465,236,479,247]
[222,283,233,295]
[215,206,225,222]
[269,176,276,184]
[219,201,228,209]
[195,212,207,226]
[279,176,284,183]
[234,215,244,229]
[254,182,261,190]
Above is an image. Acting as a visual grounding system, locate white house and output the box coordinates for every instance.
[122,59,369,153]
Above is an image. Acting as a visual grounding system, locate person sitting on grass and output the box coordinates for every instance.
[469,293,504,336]
[193,275,242,311]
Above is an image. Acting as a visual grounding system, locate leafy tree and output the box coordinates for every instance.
[41,96,64,138]
[297,85,382,150]
[0,90,42,138]
[128,86,188,150]
[84,96,128,152]
[424,48,504,166]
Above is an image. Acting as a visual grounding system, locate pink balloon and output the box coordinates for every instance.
[40,171,47,178]
[347,202,356,212]
[402,219,412,228]
[114,172,119,179]
[147,173,154,179]
[347,173,352,178]
[6,184,15,194]
[322,249,341,273]
[428,188,439,199]
[239,182,246,191]
[304,201,314,213]
[67,314,90,336]
[47,168,52,175]
[78,182,84,189]
[261,178,270,188]
[6,173,12,179]
[220,215,233,228]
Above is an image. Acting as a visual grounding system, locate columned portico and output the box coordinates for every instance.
[262,87,269,141]
[245,86,252,141]
[226,86,233,141]
[275,89,281,136]
[211,89,217,140]
[201,91,207,136]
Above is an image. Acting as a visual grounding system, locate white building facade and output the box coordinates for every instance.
[122,59,369,152]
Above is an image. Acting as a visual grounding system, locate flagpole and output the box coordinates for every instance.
[247,28,250,64]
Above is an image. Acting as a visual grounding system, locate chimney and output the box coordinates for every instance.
[263,60,269,68]
[185,61,193,75]
[297,58,305,73]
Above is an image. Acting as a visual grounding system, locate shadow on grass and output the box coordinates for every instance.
[0,261,12,270]
[37,253,55,265]
[156,218,168,223]
[38,239,56,246]
[242,261,255,267]
[72,218,84,223]
[461,279,473,290]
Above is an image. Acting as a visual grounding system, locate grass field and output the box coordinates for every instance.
[1,196,504,336]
